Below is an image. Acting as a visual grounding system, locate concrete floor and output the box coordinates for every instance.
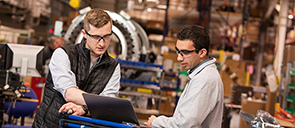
[2,114,34,127]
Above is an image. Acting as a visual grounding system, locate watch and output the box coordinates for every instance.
[81,105,88,116]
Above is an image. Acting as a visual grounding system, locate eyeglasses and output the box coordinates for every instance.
[85,30,112,42]
[175,47,198,57]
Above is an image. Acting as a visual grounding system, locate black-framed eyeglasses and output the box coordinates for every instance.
[85,30,112,42]
[175,47,198,57]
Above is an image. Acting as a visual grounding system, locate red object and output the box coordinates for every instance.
[49,29,53,33]
[275,108,295,123]
[30,77,46,110]
[25,82,30,87]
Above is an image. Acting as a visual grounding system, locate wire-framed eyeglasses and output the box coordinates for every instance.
[85,30,112,42]
[175,46,198,57]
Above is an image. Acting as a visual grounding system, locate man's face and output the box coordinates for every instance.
[175,40,200,70]
[83,21,112,57]
[53,38,65,50]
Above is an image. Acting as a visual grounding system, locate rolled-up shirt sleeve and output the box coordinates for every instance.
[49,48,78,98]
[99,64,120,97]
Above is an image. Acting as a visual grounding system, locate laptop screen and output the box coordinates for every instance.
[82,93,139,125]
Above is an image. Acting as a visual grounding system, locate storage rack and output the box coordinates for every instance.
[282,62,295,114]
[117,59,164,115]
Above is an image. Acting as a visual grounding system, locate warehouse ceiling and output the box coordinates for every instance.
[0,0,294,40]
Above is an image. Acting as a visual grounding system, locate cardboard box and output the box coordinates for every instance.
[277,118,295,127]
[221,59,246,97]
[25,76,32,87]
[248,1,263,17]
[246,34,259,41]
[162,52,184,73]
[164,37,177,50]
[283,44,295,66]
[265,88,276,116]
[247,21,260,36]
[159,99,175,116]
[239,99,266,128]
[146,21,164,30]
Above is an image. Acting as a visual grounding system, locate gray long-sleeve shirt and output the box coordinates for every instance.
[152,57,224,128]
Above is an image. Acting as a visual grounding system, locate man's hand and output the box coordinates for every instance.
[59,102,86,116]
[144,115,157,127]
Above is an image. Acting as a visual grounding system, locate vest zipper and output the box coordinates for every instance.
[82,60,111,91]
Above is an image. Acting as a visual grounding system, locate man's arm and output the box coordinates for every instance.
[58,58,120,116]
[64,63,120,104]
[49,48,86,105]
[64,88,86,105]
[152,74,218,127]
[99,64,120,97]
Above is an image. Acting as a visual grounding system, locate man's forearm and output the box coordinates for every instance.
[64,87,87,105]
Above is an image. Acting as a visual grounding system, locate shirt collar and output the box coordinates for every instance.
[90,55,102,70]
[187,57,216,78]
[188,57,213,75]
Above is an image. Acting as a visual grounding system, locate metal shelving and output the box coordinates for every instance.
[118,59,164,115]
[120,83,161,90]
[282,62,295,111]
[119,91,161,99]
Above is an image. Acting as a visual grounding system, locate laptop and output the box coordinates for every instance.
[82,93,140,126]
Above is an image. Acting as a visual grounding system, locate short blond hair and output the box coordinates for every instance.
[83,8,112,31]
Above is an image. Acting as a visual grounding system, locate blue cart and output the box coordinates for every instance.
[59,113,143,128]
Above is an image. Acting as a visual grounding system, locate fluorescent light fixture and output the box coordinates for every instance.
[146,0,159,4]
[157,5,167,9]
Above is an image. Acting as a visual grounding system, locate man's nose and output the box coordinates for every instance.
[177,54,183,62]
[97,39,105,46]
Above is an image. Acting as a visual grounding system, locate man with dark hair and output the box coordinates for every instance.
[33,8,120,128]
[145,25,224,127]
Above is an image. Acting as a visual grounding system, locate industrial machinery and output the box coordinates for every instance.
[64,7,150,62]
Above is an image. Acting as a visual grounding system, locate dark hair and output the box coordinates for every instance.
[48,36,57,44]
[176,25,210,55]
[83,8,112,31]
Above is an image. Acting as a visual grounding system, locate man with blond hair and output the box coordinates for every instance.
[33,8,120,128]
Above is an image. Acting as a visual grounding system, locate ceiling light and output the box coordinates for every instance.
[147,8,152,12]
[288,14,293,19]
[275,4,280,12]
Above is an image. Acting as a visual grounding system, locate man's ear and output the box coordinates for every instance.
[81,29,86,38]
[199,48,207,58]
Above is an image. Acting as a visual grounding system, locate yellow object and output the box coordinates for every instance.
[108,53,115,59]
[275,103,281,117]
[245,72,250,86]
[69,0,81,8]
[219,50,224,62]
[137,88,152,93]
[118,95,127,99]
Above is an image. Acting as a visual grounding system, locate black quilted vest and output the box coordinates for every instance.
[32,39,118,128]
